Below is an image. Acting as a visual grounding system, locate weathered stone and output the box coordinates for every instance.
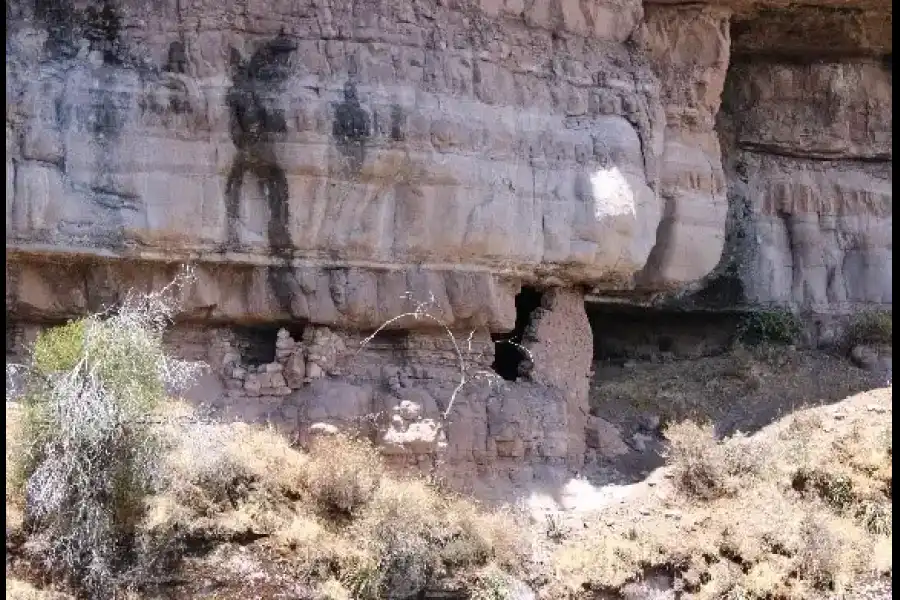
[244,374,261,394]
[585,417,630,458]
[284,351,307,389]
[301,380,374,424]
[306,363,324,380]
[2,0,892,504]
[309,422,340,437]
[397,399,423,422]
[382,419,446,455]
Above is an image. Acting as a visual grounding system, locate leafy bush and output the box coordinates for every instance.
[8,268,203,596]
[736,310,802,346]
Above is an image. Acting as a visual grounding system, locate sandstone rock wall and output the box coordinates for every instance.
[5,0,892,494]
[717,58,892,314]
[701,5,892,317]
[164,292,593,498]
[6,0,680,293]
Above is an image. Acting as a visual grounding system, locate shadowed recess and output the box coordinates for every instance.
[492,286,543,381]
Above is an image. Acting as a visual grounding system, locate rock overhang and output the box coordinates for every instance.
[4,0,892,323]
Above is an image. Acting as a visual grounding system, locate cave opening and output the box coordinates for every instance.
[491,286,544,381]
[585,303,742,362]
[232,322,305,366]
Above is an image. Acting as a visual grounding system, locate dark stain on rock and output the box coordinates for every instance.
[390,104,405,142]
[691,270,746,309]
[224,32,297,253]
[166,41,188,74]
[267,266,298,315]
[34,0,79,59]
[87,87,125,139]
[82,1,122,64]
[34,0,124,64]
[332,80,371,172]
[54,96,68,129]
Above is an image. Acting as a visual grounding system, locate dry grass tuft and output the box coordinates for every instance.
[342,478,525,599]
[303,434,383,518]
[5,578,74,600]
[7,403,26,536]
[663,421,768,500]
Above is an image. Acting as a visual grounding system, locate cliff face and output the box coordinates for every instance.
[5,0,891,493]
[715,8,892,317]
[5,0,733,322]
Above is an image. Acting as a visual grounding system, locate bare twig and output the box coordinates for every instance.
[356,292,533,478]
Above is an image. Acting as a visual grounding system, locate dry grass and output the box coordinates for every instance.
[590,345,884,439]
[5,578,74,600]
[7,402,26,536]
[552,388,893,599]
[7,356,890,599]
[67,401,523,598]
[846,310,893,347]
[663,421,769,500]
[7,397,527,599]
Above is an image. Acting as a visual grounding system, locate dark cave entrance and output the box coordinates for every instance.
[231,322,305,366]
[585,302,742,361]
[491,286,543,381]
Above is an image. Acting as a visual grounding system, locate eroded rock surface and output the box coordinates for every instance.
[694,4,892,317]
[7,0,675,291]
[5,0,892,494]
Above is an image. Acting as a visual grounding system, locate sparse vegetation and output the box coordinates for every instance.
[736,310,802,346]
[129,410,527,600]
[846,310,893,347]
[6,578,73,600]
[663,421,767,500]
[5,271,527,599]
[552,389,892,599]
[8,269,203,596]
[4,274,891,600]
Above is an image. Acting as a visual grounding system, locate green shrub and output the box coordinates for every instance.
[31,320,86,376]
[736,310,801,346]
[846,310,892,346]
[9,268,203,597]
